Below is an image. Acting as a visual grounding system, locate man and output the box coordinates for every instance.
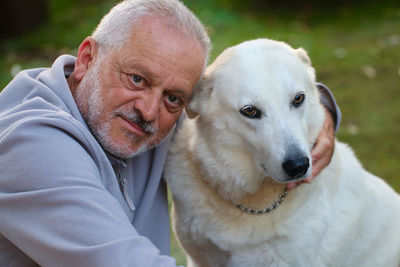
[0,0,339,266]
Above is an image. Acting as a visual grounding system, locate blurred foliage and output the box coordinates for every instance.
[1,0,399,265]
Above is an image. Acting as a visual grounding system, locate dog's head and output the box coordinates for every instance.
[186,39,325,184]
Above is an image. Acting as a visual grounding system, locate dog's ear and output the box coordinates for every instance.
[295,47,316,79]
[185,94,200,119]
[295,47,312,66]
[185,74,213,119]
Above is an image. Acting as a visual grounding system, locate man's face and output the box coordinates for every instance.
[76,17,205,158]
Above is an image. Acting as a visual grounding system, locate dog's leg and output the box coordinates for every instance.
[178,234,229,267]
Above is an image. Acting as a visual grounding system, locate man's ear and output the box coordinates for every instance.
[74,37,99,82]
[295,47,311,66]
[185,75,213,119]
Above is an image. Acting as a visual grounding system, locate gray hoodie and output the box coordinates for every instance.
[0,55,180,266]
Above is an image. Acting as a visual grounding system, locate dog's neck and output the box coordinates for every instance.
[189,146,289,214]
[190,123,288,208]
[235,178,287,211]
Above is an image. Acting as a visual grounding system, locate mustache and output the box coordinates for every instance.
[115,110,157,135]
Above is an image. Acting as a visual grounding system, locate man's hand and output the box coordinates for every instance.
[287,108,335,190]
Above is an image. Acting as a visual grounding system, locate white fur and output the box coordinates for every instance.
[165,39,400,267]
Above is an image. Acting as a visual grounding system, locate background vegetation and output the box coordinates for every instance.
[1,0,399,264]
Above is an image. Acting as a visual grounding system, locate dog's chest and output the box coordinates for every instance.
[176,183,331,266]
[227,245,320,267]
[193,227,321,267]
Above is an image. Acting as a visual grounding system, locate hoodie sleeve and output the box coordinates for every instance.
[317,83,342,133]
[0,113,181,267]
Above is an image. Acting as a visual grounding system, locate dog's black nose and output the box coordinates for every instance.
[282,156,309,179]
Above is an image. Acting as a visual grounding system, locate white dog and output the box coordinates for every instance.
[165,39,400,267]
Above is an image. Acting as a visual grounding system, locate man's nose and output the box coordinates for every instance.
[135,90,162,122]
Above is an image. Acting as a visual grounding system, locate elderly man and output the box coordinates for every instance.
[0,0,339,266]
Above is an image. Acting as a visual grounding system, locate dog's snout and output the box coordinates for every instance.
[282,156,309,179]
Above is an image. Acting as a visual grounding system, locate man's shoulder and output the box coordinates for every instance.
[0,54,94,155]
[0,54,78,120]
[0,109,111,190]
[1,108,100,155]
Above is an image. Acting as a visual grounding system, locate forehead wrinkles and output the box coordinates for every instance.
[137,42,201,86]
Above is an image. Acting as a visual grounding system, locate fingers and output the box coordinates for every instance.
[286,177,312,191]
[310,108,335,178]
[286,180,306,190]
[311,138,333,178]
[286,108,335,190]
[286,181,298,190]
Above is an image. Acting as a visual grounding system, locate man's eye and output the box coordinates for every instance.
[131,74,145,86]
[166,94,183,108]
[168,95,178,103]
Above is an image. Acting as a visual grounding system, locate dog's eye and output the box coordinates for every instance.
[240,105,261,119]
[292,93,305,107]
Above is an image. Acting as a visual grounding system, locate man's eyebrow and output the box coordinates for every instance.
[124,62,192,101]
[125,63,155,80]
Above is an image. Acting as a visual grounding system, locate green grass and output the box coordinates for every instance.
[1,0,399,265]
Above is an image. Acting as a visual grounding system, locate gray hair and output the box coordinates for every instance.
[92,0,211,65]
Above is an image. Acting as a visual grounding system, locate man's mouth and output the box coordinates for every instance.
[117,113,156,137]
